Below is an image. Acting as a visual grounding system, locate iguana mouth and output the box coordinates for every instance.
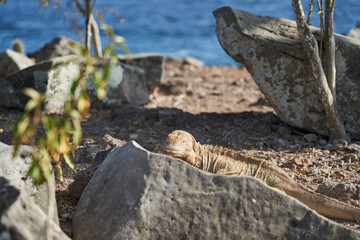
[162,147,185,155]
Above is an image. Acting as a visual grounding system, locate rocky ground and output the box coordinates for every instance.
[0,58,359,238]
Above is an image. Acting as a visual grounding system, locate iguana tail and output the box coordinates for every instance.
[281,183,360,221]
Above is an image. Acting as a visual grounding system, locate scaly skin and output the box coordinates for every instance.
[162,130,360,221]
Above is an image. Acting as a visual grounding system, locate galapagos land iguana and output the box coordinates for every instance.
[162,130,360,221]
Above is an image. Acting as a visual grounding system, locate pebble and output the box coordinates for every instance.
[275,138,288,148]
[344,154,358,163]
[304,133,318,143]
[323,144,333,150]
[183,56,204,69]
[60,212,71,219]
[129,133,138,139]
[318,139,327,145]
[291,156,313,167]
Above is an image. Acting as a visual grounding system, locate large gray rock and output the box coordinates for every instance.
[118,53,165,91]
[0,55,149,113]
[0,49,34,78]
[214,7,360,139]
[73,141,360,240]
[0,142,59,225]
[69,134,126,200]
[0,176,70,240]
[86,62,149,109]
[348,22,360,40]
[28,36,80,63]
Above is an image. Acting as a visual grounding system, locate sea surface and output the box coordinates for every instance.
[0,0,359,65]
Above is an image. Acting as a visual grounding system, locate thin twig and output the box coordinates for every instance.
[316,0,324,58]
[85,0,92,51]
[220,128,235,142]
[330,0,335,10]
[307,0,315,24]
[74,0,85,15]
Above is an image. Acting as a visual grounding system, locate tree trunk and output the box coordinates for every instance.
[324,0,336,98]
[291,0,349,142]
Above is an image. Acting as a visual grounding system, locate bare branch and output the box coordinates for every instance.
[324,0,336,97]
[291,0,349,142]
[316,0,325,58]
[74,0,85,15]
[307,0,315,24]
[85,0,92,51]
[90,14,103,57]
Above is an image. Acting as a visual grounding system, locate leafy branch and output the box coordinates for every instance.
[11,10,126,185]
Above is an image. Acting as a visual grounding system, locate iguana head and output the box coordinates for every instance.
[162,130,199,167]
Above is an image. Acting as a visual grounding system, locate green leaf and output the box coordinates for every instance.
[12,145,20,158]
[96,87,106,100]
[70,109,82,119]
[113,36,126,44]
[23,88,42,102]
[64,99,72,115]
[57,164,63,182]
[62,118,72,133]
[77,90,90,119]
[110,55,118,66]
[59,132,70,154]
[72,117,82,146]
[28,158,44,185]
[39,148,52,180]
[11,113,27,140]
[93,71,103,85]
[70,76,81,95]
[116,44,130,56]
[103,63,111,81]
[86,65,95,75]
[24,99,39,112]
[63,153,75,169]
[16,115,30,136]
[41,114,53,132]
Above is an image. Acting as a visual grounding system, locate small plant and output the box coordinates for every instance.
[10,0,127,185]
[291,0,349,143]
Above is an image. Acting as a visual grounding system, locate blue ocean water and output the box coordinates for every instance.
[0,0,359,65]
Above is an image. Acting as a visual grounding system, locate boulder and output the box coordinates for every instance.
[348,22,360,39]
[0,142,59,225]
[0,49,34,78]
[118,53,165,91]
[86,62,149,109]
[28,36,80,63]
[73,141,360,240]
[214,7,360,139]
[0,55,149,113]
[69,134,126,199]
[0,176,70,240]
